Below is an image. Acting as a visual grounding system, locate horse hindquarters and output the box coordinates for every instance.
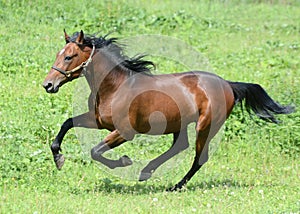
[168,80,232,191]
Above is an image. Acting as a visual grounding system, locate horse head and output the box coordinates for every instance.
[42,30,94,93]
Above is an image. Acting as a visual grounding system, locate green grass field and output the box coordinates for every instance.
[0,0,299,213]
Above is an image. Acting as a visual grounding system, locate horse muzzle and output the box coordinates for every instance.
[42,80,60,93]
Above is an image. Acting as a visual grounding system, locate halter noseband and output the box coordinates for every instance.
[51,45,96,79]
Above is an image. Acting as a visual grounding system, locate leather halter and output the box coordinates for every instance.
[51,45,95,79]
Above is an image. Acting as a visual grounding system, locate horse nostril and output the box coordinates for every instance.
[43,82,53,91]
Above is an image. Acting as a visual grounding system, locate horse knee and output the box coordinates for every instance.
[90,147,98,160]
[60,118,73,131]
[181,141,189,150]
[90,145,105,160]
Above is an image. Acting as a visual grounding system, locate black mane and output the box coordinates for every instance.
[69,32,155,74]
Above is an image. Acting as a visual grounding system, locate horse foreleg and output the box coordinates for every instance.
[139,128,189,181]
[51,111,99,169]
[90,130,133,169]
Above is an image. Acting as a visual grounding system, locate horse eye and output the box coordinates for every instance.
[64,56,72,61]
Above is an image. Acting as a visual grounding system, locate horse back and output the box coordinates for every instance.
[109,71,235,136]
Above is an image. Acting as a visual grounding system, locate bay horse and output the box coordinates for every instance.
[42,30,294,191]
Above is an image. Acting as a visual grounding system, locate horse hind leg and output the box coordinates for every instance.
[91,130,133,169]
[167,125,210,191]
[139,128,189,181]
[167,109,224,191]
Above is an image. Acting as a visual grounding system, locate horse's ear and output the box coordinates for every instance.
[75,30,84,45]
[64,29,70,43]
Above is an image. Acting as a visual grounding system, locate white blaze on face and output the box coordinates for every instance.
[59,48,65,56]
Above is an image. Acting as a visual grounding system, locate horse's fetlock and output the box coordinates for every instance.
[51,143,60,153]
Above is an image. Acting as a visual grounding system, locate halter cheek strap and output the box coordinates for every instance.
[51,45,95,79]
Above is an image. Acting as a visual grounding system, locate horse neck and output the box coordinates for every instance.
[85,51,127,99]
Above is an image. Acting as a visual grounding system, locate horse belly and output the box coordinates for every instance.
[129,90,198,135]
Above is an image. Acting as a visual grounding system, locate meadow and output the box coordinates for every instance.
[0,0,299,213]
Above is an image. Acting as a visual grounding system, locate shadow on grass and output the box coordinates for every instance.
[76,178,250,195]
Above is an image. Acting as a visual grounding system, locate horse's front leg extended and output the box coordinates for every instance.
[51,111,99,169]
[91,130,133,169]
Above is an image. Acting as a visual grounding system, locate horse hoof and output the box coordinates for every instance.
[166,184,183,192]
[120,155,133,167]
[55,154,65,170]
[166,186,176,192]
[139,171,152,181]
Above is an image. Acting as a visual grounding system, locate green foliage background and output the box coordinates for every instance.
[0,0,299,213]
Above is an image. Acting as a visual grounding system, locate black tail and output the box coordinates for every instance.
[228,81,294,123]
